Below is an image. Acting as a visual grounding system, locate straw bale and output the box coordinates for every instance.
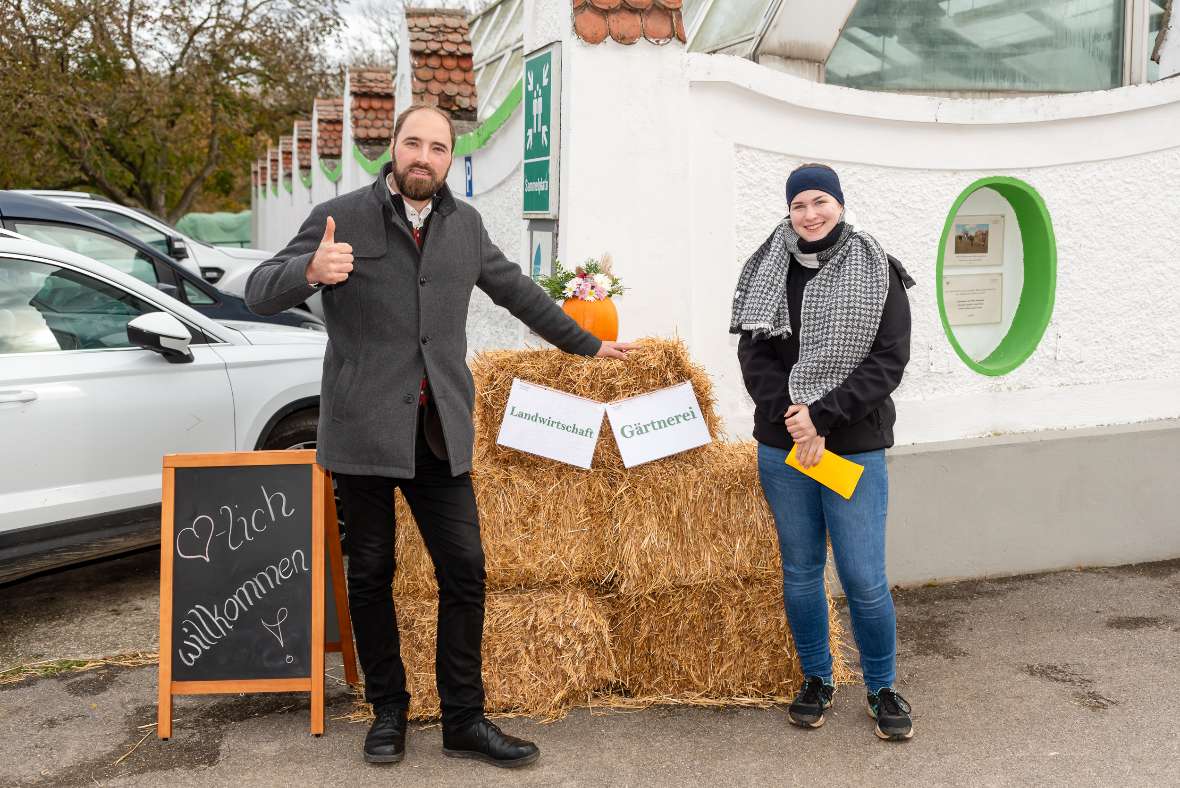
[391,467,620,597]
[395,587,617,720]
[609,579,853,699]
[606,442,781,594]
[470,338,722,472]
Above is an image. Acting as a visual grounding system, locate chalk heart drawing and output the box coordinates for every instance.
[175,515,215,562]
[262,607,289,647]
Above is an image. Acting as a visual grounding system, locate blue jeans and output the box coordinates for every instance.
[757,443,897,692]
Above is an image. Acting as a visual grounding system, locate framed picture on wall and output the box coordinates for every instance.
[944,273,1003,326]
[946,214,1004,266]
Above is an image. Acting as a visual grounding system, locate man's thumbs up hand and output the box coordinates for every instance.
[306,215,354,286]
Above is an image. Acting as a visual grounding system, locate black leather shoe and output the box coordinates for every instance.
[442,718,540,768]
[364,705,408,763]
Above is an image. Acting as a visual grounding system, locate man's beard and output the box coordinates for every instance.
[394,161,447,201]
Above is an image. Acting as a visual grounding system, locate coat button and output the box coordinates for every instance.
[421,335,430,344]
[403,394,414,404]
[419,276,427,285]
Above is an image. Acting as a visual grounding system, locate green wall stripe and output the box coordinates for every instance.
[936,176,1057,377]
[352,144,392,175]
[319,159,342,183]
[454,79,522,157]
[300,172,313,189]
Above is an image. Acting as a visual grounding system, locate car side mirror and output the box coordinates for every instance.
[127,312,193,364]
[168,236,190,260]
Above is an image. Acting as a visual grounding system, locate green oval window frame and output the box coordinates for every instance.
[936,176,1057,376]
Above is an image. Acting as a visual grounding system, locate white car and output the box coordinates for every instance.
[0,231,327,583]
[15,190,271,286]
[18,191,325,320]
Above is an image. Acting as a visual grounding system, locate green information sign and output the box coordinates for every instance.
[523,44,560,218]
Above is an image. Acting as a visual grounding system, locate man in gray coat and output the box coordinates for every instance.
[246,105,632,768]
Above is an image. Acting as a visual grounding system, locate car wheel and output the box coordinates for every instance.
[261,409,347,552]
[261,408,319,452]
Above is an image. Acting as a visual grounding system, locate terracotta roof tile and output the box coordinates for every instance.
[405,8,477,122]
[279,135,293,173]
[642,5,675,42]
[573,6,609,44]
[295,119,313,172]
[607,7,642,43]
[268,148,279,184]
[315,97,343,158]
[348,68,395,148]
[572,0,686,45]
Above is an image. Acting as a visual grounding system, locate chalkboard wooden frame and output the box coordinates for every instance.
[157,450,357,739]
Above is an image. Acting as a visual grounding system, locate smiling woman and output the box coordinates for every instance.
[733,161,917,740]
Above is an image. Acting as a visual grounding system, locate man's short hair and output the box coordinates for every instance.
[392,105,456,152]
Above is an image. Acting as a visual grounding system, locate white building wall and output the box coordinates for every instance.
[679,57,1180,445]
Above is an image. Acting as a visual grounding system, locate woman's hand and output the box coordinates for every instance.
[795,435,826,469]
[785,403,818,442]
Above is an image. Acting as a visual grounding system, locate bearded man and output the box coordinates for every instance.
[246,105,633,768]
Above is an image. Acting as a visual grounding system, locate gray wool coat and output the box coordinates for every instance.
[245,163,602,478]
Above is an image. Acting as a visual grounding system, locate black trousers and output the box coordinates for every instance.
[334,419,485,728]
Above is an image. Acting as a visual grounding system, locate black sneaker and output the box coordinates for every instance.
[363,704,408,763]
[788,676,836,728]
[867,688,913,741]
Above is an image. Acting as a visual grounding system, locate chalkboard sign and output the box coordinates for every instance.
[157,450,356,739]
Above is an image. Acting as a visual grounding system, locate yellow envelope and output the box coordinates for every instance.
[785,445,865,500]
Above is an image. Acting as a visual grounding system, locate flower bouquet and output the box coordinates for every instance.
[537,255,624,341]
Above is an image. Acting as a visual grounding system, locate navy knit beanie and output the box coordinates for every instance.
[786,166,844,206]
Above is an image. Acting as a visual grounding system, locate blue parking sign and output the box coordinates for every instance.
[464,156,473,197]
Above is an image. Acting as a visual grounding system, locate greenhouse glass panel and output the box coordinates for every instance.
[484,48,523,117]
[476,55,503,108]
[1147,0,1166,81]
[691,0,772,52]
[492,0,524,54]
[826,0,1126,92]
[681,0,712,32]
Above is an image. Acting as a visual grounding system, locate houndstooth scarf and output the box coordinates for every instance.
[730,220,890,405]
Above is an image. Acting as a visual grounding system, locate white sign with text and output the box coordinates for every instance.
[605,381,712,468]
[496,379,606,469]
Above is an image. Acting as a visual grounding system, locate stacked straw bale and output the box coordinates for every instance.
[395,588,616,720]
[382,338,850,720]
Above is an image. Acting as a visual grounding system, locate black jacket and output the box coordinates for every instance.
[737,254,913,455]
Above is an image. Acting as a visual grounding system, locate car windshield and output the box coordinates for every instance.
[8,221,160,286]
[79,206,172,256]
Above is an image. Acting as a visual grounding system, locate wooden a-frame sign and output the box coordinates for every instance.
[157,450,357,738]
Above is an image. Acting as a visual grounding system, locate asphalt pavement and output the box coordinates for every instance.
[1,550,1177,787]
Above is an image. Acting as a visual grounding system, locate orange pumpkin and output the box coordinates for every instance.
[561,297,618,342]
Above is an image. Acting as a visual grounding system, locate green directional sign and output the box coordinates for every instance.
[523,44,560,218]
